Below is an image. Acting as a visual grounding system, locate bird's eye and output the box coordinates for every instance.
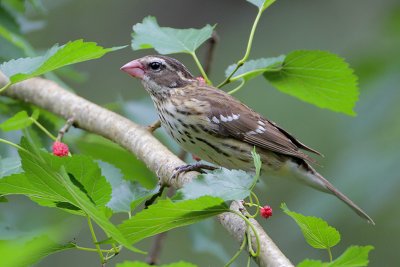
[149,61,162,71]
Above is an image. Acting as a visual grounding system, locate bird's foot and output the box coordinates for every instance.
[147,120,161,132]
[171,163,218,179]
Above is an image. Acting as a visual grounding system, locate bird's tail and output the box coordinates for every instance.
[290,162,375,225]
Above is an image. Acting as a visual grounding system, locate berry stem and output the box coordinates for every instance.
[191,52,212,85]
[57,117,74,141]
[250,191,261,217]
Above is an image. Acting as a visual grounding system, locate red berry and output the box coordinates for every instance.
[260,205,273,219]
[196,77,206,86]
[52,141,69,157]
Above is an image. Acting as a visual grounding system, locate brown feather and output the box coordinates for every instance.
[181,85,321,164]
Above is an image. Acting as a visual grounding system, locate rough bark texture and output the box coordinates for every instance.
[0,72,293,267]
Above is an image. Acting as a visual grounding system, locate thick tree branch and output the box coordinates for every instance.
[0,73,293,267]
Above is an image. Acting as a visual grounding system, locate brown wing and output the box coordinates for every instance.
[190,86,322,163]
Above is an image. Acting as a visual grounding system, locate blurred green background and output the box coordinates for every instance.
[1,0,399,266]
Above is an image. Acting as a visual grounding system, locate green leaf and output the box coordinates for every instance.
[117,261,197,267]
[264,50,359,115]
[296,246,374,267]
[0,39,126,84]
[0,173,52,198]
[44,154,112,208]
[328,246,374,267]
[1,0,26,14]
[281,203,340,249]
[119,196,228,244]
[131,16,213,54]
[0,156,22,177]
[8,138,142,253]
[75,134,156,188]
[297,259,325,267]
[247,0,276,11]
[0,24,34,56]
[175,168,254,201]
[0,217,75,267]
[226,56,284,81]
[0,109,39,131]
[0,236,75,267]
[98,161,159,213]
[56,167,142,253]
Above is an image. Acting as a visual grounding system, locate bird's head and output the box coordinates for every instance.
[121,55,196,95]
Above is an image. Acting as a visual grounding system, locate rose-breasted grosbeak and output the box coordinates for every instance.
[121,55,374,224]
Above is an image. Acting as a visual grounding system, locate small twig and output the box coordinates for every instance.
[145,230,167,265]
[57,117,75,141]
[144,183,167,208]
[145,147,185,265]
[145,186,175,265]
[204,31,219,76]
[147,120,161,133]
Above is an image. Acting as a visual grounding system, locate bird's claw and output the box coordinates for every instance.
[170,163,218,179]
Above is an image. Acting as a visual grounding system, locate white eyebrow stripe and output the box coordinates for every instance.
[148,57,166,65]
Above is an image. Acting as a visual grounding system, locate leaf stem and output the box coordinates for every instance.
[87,216,105,264]
[328,247,333,262]
[75,245,114,253]
[227,79,245,95]
[31,119,57,141]
[246,254,251,267]
[230,210,261,258]
[0,82,11,94]
[250,192,261,217]
[246,224,256,256]
[191,52,212,85]
[0,138,29,153]
[224,228,247,267]
[217,6,265,88]
[111,243,120,254]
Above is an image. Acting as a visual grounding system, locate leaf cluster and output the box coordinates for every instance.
[282,204,374,267]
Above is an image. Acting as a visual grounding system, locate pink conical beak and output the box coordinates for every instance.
[120,60,145,79]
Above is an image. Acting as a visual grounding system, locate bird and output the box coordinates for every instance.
[121,55,374,224]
